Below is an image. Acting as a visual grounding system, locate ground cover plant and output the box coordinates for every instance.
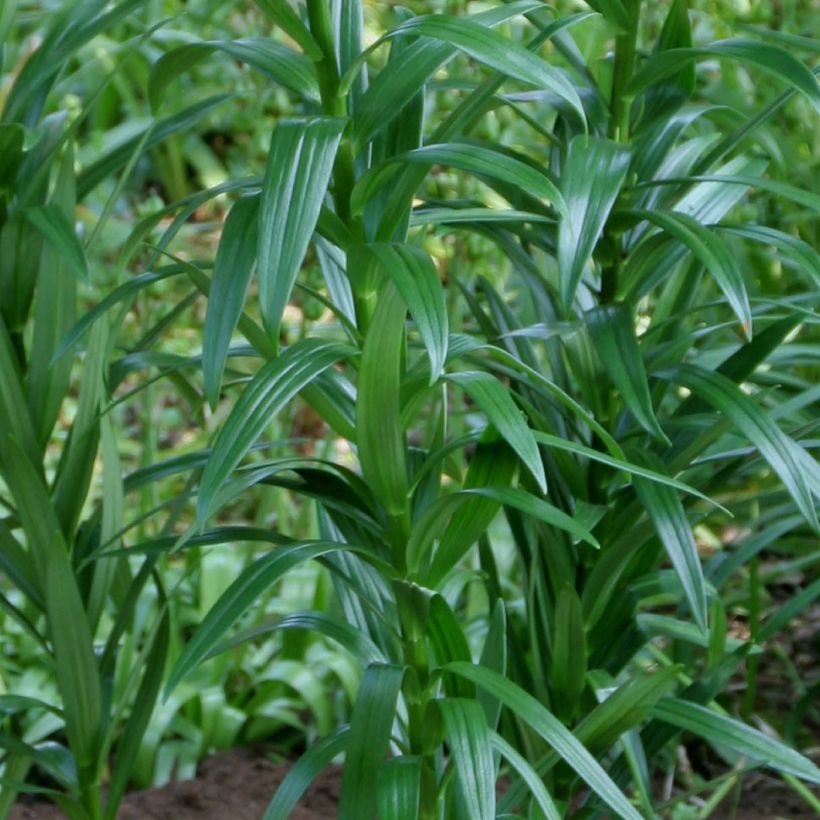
[0,0,819,818]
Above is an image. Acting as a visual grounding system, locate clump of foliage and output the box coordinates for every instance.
[1,0,818,818]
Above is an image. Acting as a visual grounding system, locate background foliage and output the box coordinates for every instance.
[0,0,818,818]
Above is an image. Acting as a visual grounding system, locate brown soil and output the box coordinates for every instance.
[10,748,341,820]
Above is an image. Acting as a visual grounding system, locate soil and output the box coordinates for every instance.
[10,748,341,819]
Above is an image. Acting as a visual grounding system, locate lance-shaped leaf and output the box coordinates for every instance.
[585,303,668,443]
[629,39,820,113]
[257,117,345,345]
[352,142,566,217]
[361,243,448,382]
[264,727,349,820]
[253,0,323,61]
[166,540,351,695]
[624,209,751,335]
[378,757,421,820]
[446,371,546,493]
[149,38,319,110]
[631,451,708,632]
[338,664,405,820]
[203,195,260,409]
[197,338,353,523]
[356,282,408,518]
[21,205,88,284]
[446,663,643,820]
[439,699,496,820]
[652,699,820,784]
[661,364,819,532]
[558,137,631,310]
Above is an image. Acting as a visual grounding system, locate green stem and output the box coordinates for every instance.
[608,0,641,142]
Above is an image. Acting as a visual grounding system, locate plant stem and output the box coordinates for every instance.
[608,0,641,143]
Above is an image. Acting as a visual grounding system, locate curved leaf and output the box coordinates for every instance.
[446,371,546,493]
[257,117,346,345]
[165,541,350,695]
[446,663,643,820]
[203,195,260,409]
[149,38,318,110]
[197,338,353,522]
[558,137,631,310]
[363,243,448,381]
[439,699,495,820]
[338,664,405,820]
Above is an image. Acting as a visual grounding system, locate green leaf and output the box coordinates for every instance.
[531,430,726,511]
[625,209,752,335]
[203,195,260,409]
[446,663,642,820]
[631,452,708,632]
[45,548,102,775]
[352,142,566,218]
[353,7,584,126]
[21,205,87,284]
[427,441,518,587]
[585,303,669,443]
[558,137,631,310]
[166,541,350,696]
[356,281,408,519]
[662,364,819,532]
[446,371,546,493]
[490,731,561,820]
[629,40,820,113]
[652,699,820,784]
[412,486,599,576]
[264,727,349,820]
[551,584,587,720]
[257,117,345,345]
[106,604,170,813]
[351,2,547,145]
[253,0,323,61]
[338,664,405,820]
[77,95,231,198]
[378,756,421,820]
[197,338,352,523]
[362,243,448,382]
[149,38,318,110]
[583,0,630,31]
[439,699,495,820]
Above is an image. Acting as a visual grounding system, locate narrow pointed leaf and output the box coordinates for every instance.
[652,699,820,784]
[197,338,353,522]
[629,40,820,113]
[253,0,323,60]
[446,663,643,820]
[439,699,495,820]
[490,731,561,820]
[203,195,260,409]
[626,209,751,335]
[257,117,346,344]
[631,453,708,632]
[558,137,631,309]
[662,364,819,531]
[585,304,669,442]
[352,143,566,217]
[356,282,408,518]
[338,664,405,820]
[264,727,349,820]
[363,243,448,381]
[446,371,546,493]
[378,757,421,820]
[149,39,318,110]
[21,205,87,284]
[166,541,350,695]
